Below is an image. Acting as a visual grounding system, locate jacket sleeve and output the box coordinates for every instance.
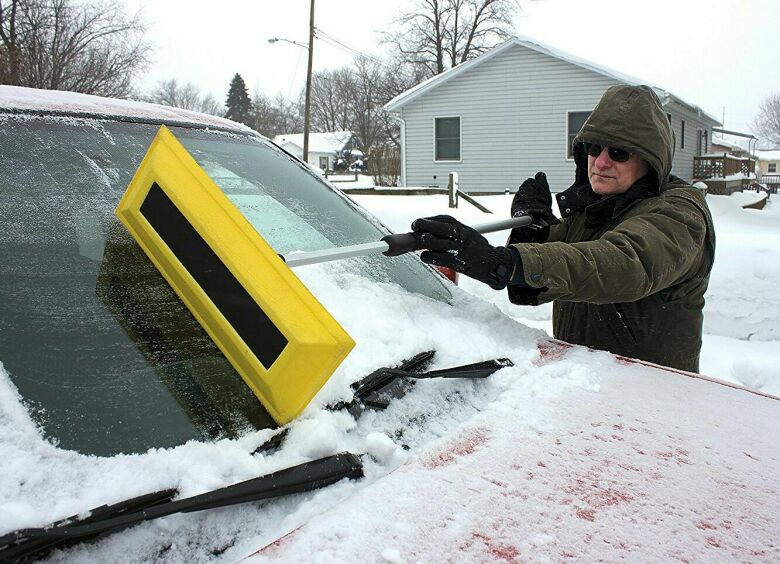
[547,221,569,243]
[511,198,709,304]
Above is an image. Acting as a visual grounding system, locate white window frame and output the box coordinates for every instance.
[566,110,592,161]
[433,115,462,163]
[318,156,329,170]
[769,163,777,174]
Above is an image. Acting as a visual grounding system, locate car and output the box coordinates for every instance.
[1,86,777,563]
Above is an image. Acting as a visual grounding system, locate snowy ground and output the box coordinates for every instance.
[0,187,777,563]
[352,189,780,397]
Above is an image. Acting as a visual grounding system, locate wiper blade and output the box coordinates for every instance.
[0,488,177,564]
[348,355,514,411]
[0,453,363,563]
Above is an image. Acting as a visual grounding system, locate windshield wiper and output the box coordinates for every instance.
[0,453,363,563]
[352,357,514,404]
[334,351,513,412]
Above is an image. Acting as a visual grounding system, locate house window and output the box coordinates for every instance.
[681,120,685,149]
[769,163,777,173]
[434,117,461,161]
[319,156,329,170]
[567,111,591,158]
[667,113,672,124]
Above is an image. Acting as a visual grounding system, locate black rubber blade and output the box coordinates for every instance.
[0,453,363,562]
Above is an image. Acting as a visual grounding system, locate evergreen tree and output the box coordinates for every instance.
[225,73,252,126]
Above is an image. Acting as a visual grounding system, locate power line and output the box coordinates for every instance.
[314,27,386,66]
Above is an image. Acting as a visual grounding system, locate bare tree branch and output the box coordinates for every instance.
[1,0,150,98]
[382,0,518,78]
[752,93,780,147]
[146,78,224,116]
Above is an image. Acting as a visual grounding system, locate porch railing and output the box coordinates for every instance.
[693,153,755,181]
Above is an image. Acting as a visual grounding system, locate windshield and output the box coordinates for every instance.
[0,114,449,456]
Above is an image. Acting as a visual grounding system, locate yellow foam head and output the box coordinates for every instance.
[115,125,354,425]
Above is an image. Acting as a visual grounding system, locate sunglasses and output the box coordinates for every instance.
[583,142,632,163]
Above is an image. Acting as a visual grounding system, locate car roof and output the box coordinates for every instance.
[0,85,255,135]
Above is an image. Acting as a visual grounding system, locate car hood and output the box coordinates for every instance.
[249,343,780,562]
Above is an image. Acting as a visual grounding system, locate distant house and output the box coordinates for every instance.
[694,132,759,194]
[756,150,780,175]
[711,134,751,158]
[756,149,780,193]
[384,36,721,193]
[272,131,360,171]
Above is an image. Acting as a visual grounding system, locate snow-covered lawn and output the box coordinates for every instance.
[352,190,780,397]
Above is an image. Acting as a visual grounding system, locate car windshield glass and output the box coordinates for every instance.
[0,114,450,456]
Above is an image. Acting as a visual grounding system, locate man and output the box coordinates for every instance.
[412,85,715,372]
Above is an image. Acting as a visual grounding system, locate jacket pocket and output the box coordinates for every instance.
[597,303,637,346]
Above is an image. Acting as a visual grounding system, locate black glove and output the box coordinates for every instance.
[509,172,560,244]
[411,215,516,290]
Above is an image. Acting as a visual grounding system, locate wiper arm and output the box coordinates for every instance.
[0,453,363,563]
[352,357,514,401]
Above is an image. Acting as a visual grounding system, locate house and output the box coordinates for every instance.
[693,131,758,194]
[384,36,721,193]
[711,133,752,158]
[272,131,360,171]
[756,149,780,193]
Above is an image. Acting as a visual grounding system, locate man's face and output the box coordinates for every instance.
[587,145,650,195]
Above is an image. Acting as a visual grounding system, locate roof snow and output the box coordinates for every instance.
[385,35,720,125]
[0,85,251,132]
[712,134,748,152]
[273,131,353,154]
[756,149,780,161]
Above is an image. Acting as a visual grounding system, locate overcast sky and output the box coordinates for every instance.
[126,0,779,136]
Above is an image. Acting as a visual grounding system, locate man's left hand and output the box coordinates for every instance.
[411,215,516,290]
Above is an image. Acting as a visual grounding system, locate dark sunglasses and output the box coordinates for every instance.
[583,142,632,163]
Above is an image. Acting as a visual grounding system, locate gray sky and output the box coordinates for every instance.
[127,0,779,135]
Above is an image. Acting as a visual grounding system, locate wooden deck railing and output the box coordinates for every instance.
[693,153,755,180]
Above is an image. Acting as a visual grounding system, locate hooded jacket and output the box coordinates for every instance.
[508,85,715,372]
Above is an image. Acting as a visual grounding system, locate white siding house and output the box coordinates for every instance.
[272,131,358,171]
[385,36,721,193]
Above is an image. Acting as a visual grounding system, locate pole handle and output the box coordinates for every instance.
[380,215,533,257]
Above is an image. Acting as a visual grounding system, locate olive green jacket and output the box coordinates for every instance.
[509,85,715,372]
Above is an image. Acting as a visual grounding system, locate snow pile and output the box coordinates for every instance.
[703,194,780,344]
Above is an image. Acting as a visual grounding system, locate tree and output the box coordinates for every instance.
[224,73,252,126]
[310,67,355,132]
[752,93,780,147]
[384,0,518,77]
[0,0,150,97]
[298,54,426,185]
[147,78,224,116]
[251,91,303,138]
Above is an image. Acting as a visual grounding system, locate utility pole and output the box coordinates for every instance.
[303,0,315,163]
